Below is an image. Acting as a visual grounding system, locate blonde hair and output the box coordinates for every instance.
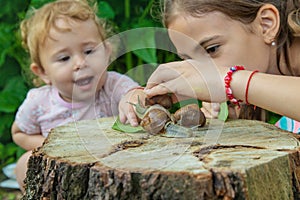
[20,0,107,85]
[160,0,300,75]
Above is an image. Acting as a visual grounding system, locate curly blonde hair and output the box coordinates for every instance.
[20,0,107,85]
[160,0,300,75]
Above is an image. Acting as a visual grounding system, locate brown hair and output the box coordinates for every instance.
[160,0,300,75]
[20,0,108,85]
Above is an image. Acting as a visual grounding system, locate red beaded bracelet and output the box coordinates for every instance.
[224,66,245,107]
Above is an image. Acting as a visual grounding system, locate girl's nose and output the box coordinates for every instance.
[73,55,87,70]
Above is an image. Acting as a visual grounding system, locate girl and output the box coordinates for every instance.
[145,0,300,133]
[12,0,144,191]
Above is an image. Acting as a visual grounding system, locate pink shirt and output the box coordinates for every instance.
[275,116,300,134]
[15,71,139,137]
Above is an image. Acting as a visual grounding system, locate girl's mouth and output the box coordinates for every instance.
[74,76,94,86]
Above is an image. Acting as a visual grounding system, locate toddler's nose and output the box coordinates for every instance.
[74,55,87,70]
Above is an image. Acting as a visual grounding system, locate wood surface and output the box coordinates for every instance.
[22,117,300,200]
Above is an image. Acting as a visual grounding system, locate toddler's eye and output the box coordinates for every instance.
[58,56,70,62]
[205,44,220,55]
[85,48,94,55]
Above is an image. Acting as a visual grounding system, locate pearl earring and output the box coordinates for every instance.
[271,41,276,46]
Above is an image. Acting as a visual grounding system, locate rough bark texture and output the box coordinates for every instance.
[22,118,300,200]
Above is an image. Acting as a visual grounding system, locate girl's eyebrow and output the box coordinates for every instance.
[189,35,222,55]
[51,48,68,57]
[200,35,221,46]
[197,35,221,49]
[177,35,222,58]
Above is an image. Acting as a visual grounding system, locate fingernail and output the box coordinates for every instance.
[131,122,138,127]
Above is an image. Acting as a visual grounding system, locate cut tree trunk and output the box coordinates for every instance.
[22,118,300,200]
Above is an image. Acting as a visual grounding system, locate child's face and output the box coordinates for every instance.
[167,11,276,73]
[37,18,110,103]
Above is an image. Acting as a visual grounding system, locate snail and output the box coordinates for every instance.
[140,105,171,135]
[130,98,173,135]
[145,94,173,109]
[173,104,206,128]
[130,96,206,136]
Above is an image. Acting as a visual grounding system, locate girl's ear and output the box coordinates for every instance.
[30,63,51,85]
[104,41,112,57]
[256,3,280,44]
[104,41,113,63]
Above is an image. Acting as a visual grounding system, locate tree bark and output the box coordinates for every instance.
[22,118,300,200]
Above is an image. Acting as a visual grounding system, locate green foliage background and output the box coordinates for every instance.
[0,0,178,171]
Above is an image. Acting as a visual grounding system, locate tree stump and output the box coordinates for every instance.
[22,117,300,200]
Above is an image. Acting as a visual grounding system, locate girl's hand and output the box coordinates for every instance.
[201,102,220,118]
[118,88,146,126]
[145,60,227,103]
[200,102,244,119]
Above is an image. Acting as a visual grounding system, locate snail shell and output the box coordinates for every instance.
[173,104,206,127]
[139,104,171,135]
[145,94,172,109]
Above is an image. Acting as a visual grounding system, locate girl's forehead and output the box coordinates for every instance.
[49,17,97,36]
[53,16,86,29]
[168,12,234,36]
[44,18,101,45]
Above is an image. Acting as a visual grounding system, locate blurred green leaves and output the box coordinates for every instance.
[98,1,115,19]
[0,142,25,169]
[0,0,31,166]
[0,77,28,113]
[126,27,157,64]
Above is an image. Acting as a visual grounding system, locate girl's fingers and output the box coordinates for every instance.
[145,79,198,100]
[146,62,183,89]
[201,107,213,118]
[119,106,138,126]
[201,102,220,118]
[119,111,127,123]
[126,105,139,126]
[144,83,171,97]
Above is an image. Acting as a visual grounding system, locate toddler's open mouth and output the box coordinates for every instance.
[74,76,94,86]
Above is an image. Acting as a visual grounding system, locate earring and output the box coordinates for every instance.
[271,41,276,46]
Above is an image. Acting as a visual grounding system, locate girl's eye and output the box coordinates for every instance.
[205,44,220,55]
[58,56,70,62]
[85,48,94,55]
